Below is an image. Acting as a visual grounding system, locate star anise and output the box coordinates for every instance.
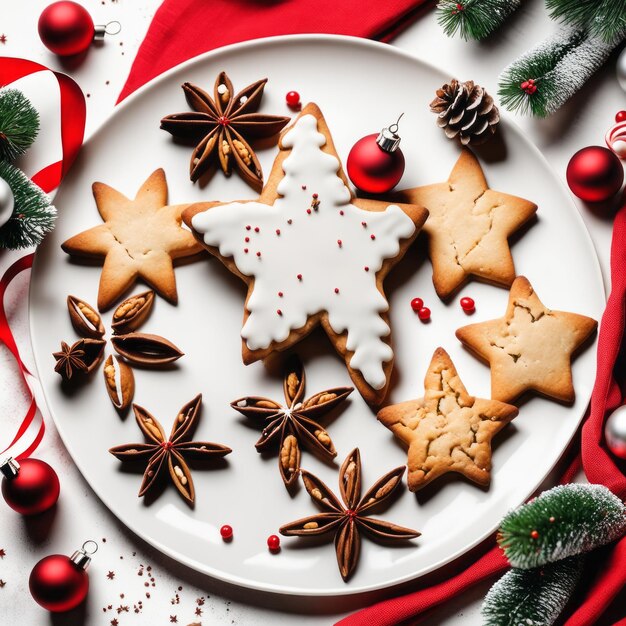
[109,395,231,505]
[231,356,353,488]
[53,339,105,380]
[280,448,420,581]
[160,71,290,189]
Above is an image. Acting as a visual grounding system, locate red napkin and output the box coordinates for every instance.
[337,206,626,625]
[118,0,431,101]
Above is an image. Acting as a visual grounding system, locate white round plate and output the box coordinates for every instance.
[30,35,604,596]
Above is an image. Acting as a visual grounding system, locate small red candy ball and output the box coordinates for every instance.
[530,530,540,540]
[38,1,95,57]
[460,297,475,313]
[29,554,89,612]
[616,111,626,123]
[220,525,233,540]
[566,146,624,203]
[2,458,60,515]
[417,307,431,321]
[410,297,424,312]
[267,535,280,551]
[286,91,301,108]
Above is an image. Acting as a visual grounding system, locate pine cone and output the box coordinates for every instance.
[430,79,500,146]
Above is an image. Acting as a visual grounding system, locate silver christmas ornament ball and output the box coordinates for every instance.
[618,48,626,93]
[0,176,14,229]
[605,405,626,459]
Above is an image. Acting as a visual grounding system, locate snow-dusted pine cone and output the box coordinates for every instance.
[430,79,500,146]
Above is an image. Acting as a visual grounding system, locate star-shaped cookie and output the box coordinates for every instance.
[377,348,518,491]
[183,103,428,406]
[392,149,537,299]
[456,276,597,404]
[62,169,204,310]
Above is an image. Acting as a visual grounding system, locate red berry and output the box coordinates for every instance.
[616,111,626,123]
[417,307,431,321]
[410,297,424,312]
[334,287,339,294]
[267,535,280,551]
[220,525,233,540]
[460,297,475,312]
[530,530,540,539]
[286,91,300,107]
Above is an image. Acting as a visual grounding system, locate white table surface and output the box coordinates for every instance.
[0,1,623,624]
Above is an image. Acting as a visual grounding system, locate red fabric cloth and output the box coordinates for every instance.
[118,0,431,101]
[337,207,626,625]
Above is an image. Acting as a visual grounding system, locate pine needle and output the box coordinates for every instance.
[0,89,40,162]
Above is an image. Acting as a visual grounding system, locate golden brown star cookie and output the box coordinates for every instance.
[183,103,428,406]
[62,169,203,310]
[377,348,517,491]
[456,276,597,404]
[392,149,537,299]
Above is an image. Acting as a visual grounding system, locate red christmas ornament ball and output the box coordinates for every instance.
[2,458,60,515]
[29,554,89,612]
[347,134,405,194]
[566,146,624,203]
[38,1,94,56]
[616,111,626,123]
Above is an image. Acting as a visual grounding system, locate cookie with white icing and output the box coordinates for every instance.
[184,103,428,406]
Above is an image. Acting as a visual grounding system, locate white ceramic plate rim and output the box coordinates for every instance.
[29,34,605,597]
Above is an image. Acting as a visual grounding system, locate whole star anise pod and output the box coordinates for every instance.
[160,71,290,189]
[53,339,105,380]
[231,356,353,488]
[109,394,231,505]
[280,448,420,581]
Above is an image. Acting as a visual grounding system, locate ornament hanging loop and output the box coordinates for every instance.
[388,112,405,135]
[94,21,121,41]
[70,540,98,570]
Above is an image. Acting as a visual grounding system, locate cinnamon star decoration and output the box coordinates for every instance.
[61,169,203,310]
[109,395,231,505]
[377,348,518,491]
[280,448,420,581]
[160,72,290,189]
[231,356,353,488]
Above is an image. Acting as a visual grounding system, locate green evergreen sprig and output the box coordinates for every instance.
[482,557,583,626]
[437,0,522,41]
[0,89,40,162]
[498,484,626,570]
[546,0,626,43]
[0,161,56,249]
[498,28,617,117]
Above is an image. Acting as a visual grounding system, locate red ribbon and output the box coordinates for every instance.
[0,58,85,461]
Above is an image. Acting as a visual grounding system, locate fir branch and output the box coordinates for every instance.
[546,0,626,44]
[482,557,583,626]
[0,89,40,162]
[498,27,618,117]
[0,161,56,249]
[498,484,626,570]
[437,0,522,41]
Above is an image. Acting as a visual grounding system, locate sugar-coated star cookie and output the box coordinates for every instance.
[183,103,428,406]
[391,149,537,299]
[456,276,597,404]
[62,169,204,310]
[377,348,517,491]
